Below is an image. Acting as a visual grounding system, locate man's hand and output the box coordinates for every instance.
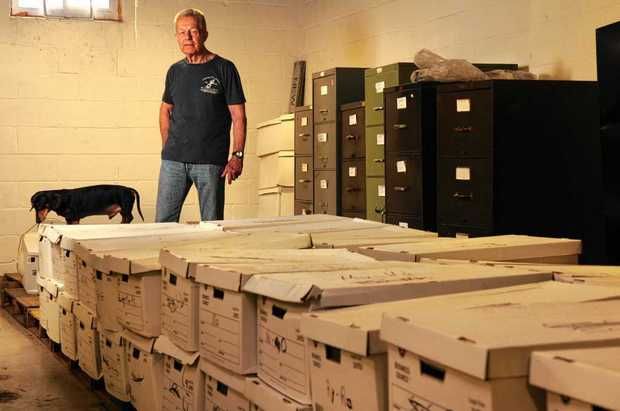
[221,156,243,184]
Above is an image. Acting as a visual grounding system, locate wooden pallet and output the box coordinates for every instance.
[26,307,45,337]
[15,294,39,326]
[0,273,23,305]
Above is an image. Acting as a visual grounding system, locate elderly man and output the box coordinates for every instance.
[156,8,246,222]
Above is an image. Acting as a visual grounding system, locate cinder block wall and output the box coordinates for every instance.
[0,0,302,273]
[298,0,620,102]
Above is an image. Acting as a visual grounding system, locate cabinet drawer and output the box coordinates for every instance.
[314,122,338,170]
[341,107,365,159]
[365,70,397,126]
[294,109,313,156]
[386,213,422,230]
[437,89,493,158]
[341,160,366,212]
[437,158,493,227]
[314,170,338,215]
[385,88,421,153]
[295,156,314,201]
[294,201,314,216]
[385,153,423,216]
[313,75,336,123]
[366,176,386,222]
[365,124,385,177]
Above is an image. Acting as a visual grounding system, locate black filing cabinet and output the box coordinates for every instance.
[341,101,366,215]
[436,80,605,263]
[312,68,366,215]
[294,105,314,215]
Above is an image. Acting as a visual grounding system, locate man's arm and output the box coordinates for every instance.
[221,103,247,184]
[159,102,173,146]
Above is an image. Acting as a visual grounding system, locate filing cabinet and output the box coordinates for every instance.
[436,80,605,263]
[341,159,365,213]
[341,102,365,160]
[314,170,338,215]
[312,67,366,217]
[294,106,313,215]
[385,213,422,229]
[384,83,438,231]
[365,124,386,177]
[366,176,386,222]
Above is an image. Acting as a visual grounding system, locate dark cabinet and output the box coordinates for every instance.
[294,106,313,157]
[314,122,338,170]
[314,170,338,215]
[294,157,314,202]
[341,102,365,160]
[295,201,313,215]
[341,159,365,213]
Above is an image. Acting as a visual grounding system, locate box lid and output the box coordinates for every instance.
[122,328,156,353]
[98,327,123,345]
[154,335,199,365]
[529,347,620,410]
[73,301,95,328]
[210,214,347,231]
[245,377,311,411]
[364,62,417,77]
[256,113,294,130]
[22,232,39,255]
[300,281,620,357]
[159,232,312,279]
[381,299,620,381]
[193,249,375,291]
[310,225,436,248]
[57,291,76,312]
[199,359,245,395]
[359,235,581,262]
[243,261,553,309]
[41,278,62,297]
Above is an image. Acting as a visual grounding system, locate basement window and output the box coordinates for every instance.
[11,0,121,21]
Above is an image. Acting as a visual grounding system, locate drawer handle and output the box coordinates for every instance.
[453,126,473,133]
[393,186,408,192]
[373,106,384,111]
[374,207,385,214]
[319,156,329,161]
[321,201,328,207]
[373,158,385,163]
[298,133,310,138]
[345,187,360,192]
[393,123,407,129]
[453,192,473,200]
[346,134,357,140]
[298,179,311,183]
[319,109,329,113]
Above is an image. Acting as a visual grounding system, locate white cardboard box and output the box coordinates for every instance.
[530,347,620,411]
[17,232,39,294]
[256,113,294,157]
[210,214,347,232]
[161,267,201,352]
[244,262,553,404]
[358,234,581,263]
[310,225,437,249]
[300,281,620,411]
[168,249,376,375]
[98,327,130,402]
[257,186,294,218]
[245,377,311,411]
[58,292,78,361]
[200,358,249,411]
[154,335,204,411]
[37,276,50,330]
[381,299,620,411]
[258,150,295,189]
[216,217,385,235]
[76,254,97,314]
[123,329,163,411]
[39,277,62,343]
[74,301,102,380]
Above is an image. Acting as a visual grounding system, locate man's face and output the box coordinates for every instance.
[175,16,206,57]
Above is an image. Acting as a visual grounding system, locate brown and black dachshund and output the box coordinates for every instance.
[31,185,144,224]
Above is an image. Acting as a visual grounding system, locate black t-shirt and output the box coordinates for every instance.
[161,55,246,165]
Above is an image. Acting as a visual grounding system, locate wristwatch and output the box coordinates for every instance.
[232,150,244,160]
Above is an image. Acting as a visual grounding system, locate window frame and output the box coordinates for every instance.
[10,0,122,22]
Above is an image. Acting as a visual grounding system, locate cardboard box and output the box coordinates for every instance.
[258,150,294,189]
[258,186,294,218]
[530,347,620,411]
[358,235,581,264]
[17,232,39,294]
[245,377,311,411]
[74,301,102,380]
[96,268,123,332]
[98,328,130,402]
[37,277,49,330]
[300,280,620,411]
[173,249,376,375]
[154,335,204,411]
[200,359,250,411]
[256,113,294,157]
[58,292,78,361]
[381,299,620,411]
[76,254,97,314]
[244,262,553,404]
[123,329,163,411]
[39,277,62,343]
[310,225,436,249]
[161,267,201,352]
[210,214,347,231]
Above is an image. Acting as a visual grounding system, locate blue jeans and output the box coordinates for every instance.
[155,160,225,222]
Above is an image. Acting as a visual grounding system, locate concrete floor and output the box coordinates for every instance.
[0,308,121,410]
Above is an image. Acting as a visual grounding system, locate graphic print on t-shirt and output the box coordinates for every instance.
[200,76,222,94]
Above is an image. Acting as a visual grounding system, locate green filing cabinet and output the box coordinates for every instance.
[364,62,417,221]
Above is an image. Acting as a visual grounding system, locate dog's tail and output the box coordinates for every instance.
[130,188,145,221]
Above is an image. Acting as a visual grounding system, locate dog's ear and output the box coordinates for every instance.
[50,192,63,210]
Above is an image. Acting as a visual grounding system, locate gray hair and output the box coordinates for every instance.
[174,8,207,33]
